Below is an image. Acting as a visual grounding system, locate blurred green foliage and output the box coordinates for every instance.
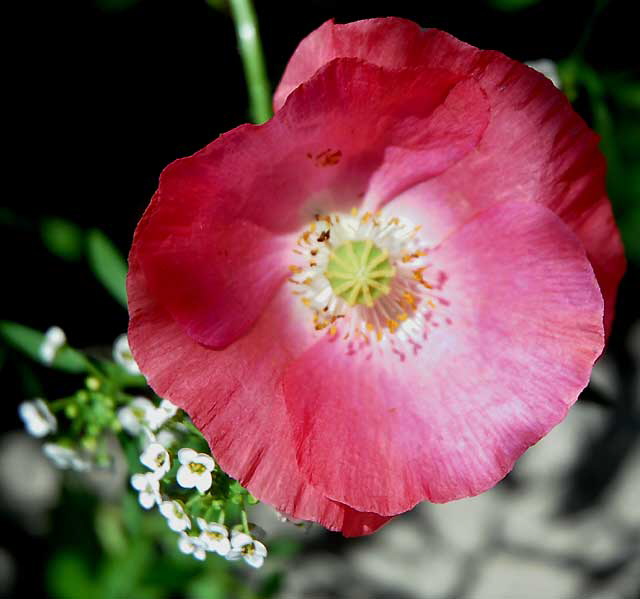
[86,229,129,309]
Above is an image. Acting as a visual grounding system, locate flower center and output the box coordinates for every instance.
[288,208,436,343]
[189,462,206,474]
[325,240,395,307]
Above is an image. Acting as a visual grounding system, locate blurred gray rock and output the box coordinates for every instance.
[0,432,61,533]
[468,552,581,599]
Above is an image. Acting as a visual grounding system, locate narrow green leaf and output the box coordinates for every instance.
[87,229,128,308]
[0,321,87,373]
[41,217,85,261]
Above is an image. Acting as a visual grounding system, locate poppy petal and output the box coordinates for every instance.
[283,201,604,515]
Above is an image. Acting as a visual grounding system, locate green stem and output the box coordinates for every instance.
[228,0,272,124]
[79,355,106,382]
[49,397,74,411]
[240,498,250,534]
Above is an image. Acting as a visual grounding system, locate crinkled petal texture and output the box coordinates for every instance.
[129,18,619,534]
[275,18,625,336]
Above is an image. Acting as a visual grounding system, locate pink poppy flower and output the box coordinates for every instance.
[127,18,625,536]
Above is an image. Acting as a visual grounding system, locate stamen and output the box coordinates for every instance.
[288,208,435,345]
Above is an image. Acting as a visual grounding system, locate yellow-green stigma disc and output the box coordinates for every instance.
[325,240,395,307]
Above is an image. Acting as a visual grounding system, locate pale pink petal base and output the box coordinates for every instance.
[283,201,604,516]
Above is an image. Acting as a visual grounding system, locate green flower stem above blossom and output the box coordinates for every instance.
[227,0,272,124]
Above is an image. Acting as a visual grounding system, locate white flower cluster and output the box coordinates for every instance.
[129,431,266,568]
[118,397,178,436]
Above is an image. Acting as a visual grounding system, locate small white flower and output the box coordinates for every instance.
[40,326,66,365]
[43,443,90,471]
[526,59,562,89]
[156,429,177,448]
[140,442,171,477]
[197,518,231,556]
[149,399,179,430]
[176,448,215,493]
[159,500,191,532]
[178,533,206,561]
[130,472,161,509]
[113,334,141,375]
[19,399,57,437]
[117,397,158,435]
[159,399,178,419]
[227,531,267,568]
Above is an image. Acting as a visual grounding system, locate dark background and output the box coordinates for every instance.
[2,0,638,597]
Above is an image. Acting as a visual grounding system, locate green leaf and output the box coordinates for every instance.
[40,218,85,261]
[87,229,128,308]
[0,321,87,372]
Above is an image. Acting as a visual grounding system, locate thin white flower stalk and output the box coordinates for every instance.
[40,326,66,365]
[178,533,206,561]
[176,448,215,493]
[19,399,57,437]
[113,334,141,375]
[140,442,171,477]
[197,518,231,556]
[159,500,191,532]
[227,531,267,568]
[130,472,161,509]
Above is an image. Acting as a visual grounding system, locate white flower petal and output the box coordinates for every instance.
[176,465,195,489]
[140,443,170,475]
[19,399,57,437]
[159,399,178,418]
[113,334,141,375]
[244,552,265,568]
[195,471,212,493]
[231,532,253,549]
[193,547,206,561]
[178,534,193,555]
[177,448,197,464]
[40,326,66,365]
[253,540,267,558]
[156,430,177,448]
[139,492,156,510]
[130,473,148,491]
[194,454,215,471]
